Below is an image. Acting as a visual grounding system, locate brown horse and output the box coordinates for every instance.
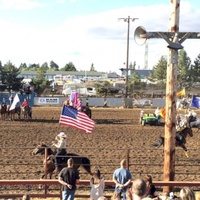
[32,143,92,179]
[153,126,193,157]
[0,104,8,120]
[82,106,92,119]
[8,106,21,121]
[22,106,32,120]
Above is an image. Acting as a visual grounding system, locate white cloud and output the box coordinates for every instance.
[0,1,200,73]
[0,0,45,10]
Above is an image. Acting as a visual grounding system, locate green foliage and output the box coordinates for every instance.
[94,81,119,97]
[0,61,23,91]
[30,68,51,95]
[49,60,59,71]
[151,56,167,83]
[27,63,40,71]
[190,54,200,84]
[60,62,76,71]
[178,50,191,88]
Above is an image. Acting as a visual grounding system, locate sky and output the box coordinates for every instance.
[0,0,200,74]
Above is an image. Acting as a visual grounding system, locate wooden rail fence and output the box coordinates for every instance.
[1,180,200,199]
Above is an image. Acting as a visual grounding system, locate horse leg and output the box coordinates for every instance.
[81,157,92,175]
[181,144,189,157]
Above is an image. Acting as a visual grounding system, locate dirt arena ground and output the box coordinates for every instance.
[0,107,200,196]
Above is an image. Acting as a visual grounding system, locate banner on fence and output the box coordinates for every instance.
[38,98,59,104]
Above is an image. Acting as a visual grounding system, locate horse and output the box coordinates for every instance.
[176,99,190,110]
[0,104,8,120]
[177,114,200,130]
[81,106,92,119]
[22,106,32,120]
[32,143,92,179]
[63,100,92,119]
[8,106,21,121]
[152,126,193,157]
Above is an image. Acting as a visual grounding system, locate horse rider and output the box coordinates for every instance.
[9,94,14,105]
[21,98,29,109]
[52,132,67,173]
[185,109,197,123]
[1,98,8,110]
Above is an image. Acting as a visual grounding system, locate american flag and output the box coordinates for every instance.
[59,105,95,134]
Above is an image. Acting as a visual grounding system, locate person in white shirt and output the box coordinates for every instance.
[90,169,105,200]
[154,107,160,117]
[52,132,67,173]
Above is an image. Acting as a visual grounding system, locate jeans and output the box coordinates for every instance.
[62,190,76,200]
[115,187,127,200]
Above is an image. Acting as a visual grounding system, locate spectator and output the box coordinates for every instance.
[111,192,121,200]
[22,194,31,200]
[154,107,161,124]
[195,192,200,200]
[58,158,80,200]
[90,169,105,200]
[140,109,144,123]
[113,159,132,200]
[131,178,147,200]
[126,189,133,200]
[180,187,196,200]
[144,174,157,198]
[98,197,108,200]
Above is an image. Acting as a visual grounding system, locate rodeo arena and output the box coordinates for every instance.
[2,1,200,200]
[0,84,200,200]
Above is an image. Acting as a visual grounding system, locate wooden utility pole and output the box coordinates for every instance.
[163,0,179,193]
[134,0,200,194]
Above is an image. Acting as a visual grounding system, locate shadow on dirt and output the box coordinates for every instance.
[95,119,133,124]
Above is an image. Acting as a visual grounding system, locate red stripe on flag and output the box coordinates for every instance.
[59,105,95,134]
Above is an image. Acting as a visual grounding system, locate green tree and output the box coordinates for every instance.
[178,50,191,88]
[94,81,119,97]
[28,63,40,71]
[30,68,50,95]
[151,56,167,83]
[60,62,76,71]
[41,62,49,72]
[129,71,146,93]
[190,54,200,85]
[1,61,23,91]
[19,63,28,71]
[49,61,59,71]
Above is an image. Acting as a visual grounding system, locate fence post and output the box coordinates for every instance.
[126,149,130,170]
[44,147,48,194]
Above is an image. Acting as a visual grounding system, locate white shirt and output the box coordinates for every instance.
[53,138,66,149]
[90,178,105,200]
[154,109,160,116]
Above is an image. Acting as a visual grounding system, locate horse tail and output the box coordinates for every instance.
[81,157,92,175]
[152,136,164,148]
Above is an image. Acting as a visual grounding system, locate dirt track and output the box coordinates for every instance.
[0,107,200,186]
